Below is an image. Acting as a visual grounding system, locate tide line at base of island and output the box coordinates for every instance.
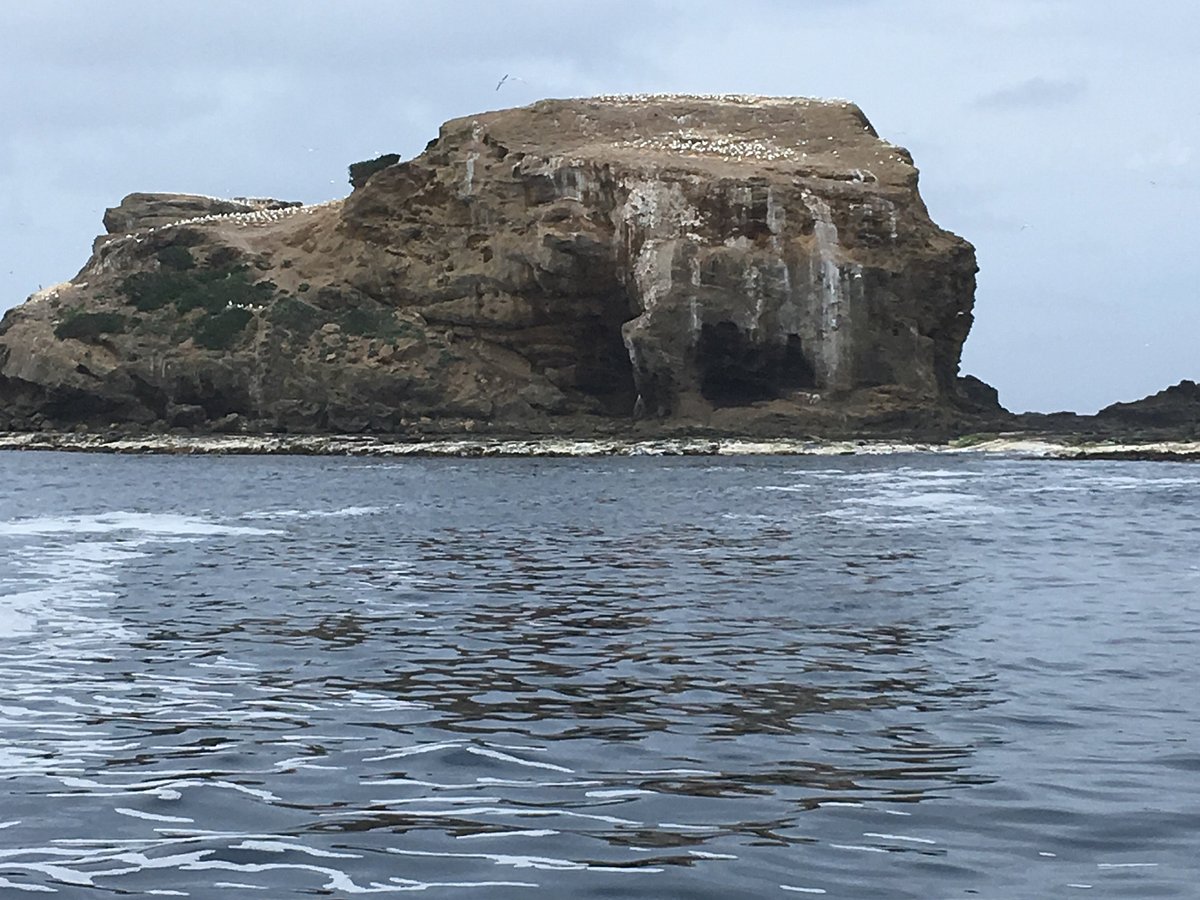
[0,432,1196,461]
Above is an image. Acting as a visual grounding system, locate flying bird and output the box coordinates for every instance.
[495,74,525,91]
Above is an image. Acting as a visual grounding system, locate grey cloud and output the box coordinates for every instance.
[972,76,1087,111]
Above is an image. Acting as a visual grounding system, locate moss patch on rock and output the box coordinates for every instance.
[120,265,275,314]
[269,296,325,342]
[155,245,196,271]
[54,310,128,341]
[192,308,255,350]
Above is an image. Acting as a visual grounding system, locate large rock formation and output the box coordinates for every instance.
[1095,380,1200,434]
[0,95,992,436]
[100,193,302,240]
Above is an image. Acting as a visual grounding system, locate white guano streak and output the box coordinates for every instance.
[802,192,847,387]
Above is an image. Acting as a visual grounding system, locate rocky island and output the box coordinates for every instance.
[0,94,1195,456]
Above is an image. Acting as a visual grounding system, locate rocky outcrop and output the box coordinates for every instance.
[348,154,401,190]
[1095,380,1200,433]
[0,95,994,437]
[100,193,302,240]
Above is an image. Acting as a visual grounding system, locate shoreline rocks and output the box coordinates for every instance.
[0,430,1196,462]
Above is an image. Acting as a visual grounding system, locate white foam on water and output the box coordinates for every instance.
[184,858,542,893]
[0,590,49,637]
[657,822,719,832]
[364,740,466,762]
[853,490,981,510]
[829,843,888,853]
[1085,474,1200,490]
[114,808,195,824]
[0,511,277,538]
[474,777,604,788]
[863,831,936,844]
[781,887,828,895]
[456,830,559,840]
[278,734,370,743]
[485,741,550,753]
[336,690,427,711]
[817,486,1003,527]
[242,506,384,521]
[386,846,658,873]
[465,746,574,773]
[585,789,654,798]
[230,840,361,859]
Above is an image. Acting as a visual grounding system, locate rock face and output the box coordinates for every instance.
[100,193,302,240]
[1095,380,1200,433]
[0,95,990,436]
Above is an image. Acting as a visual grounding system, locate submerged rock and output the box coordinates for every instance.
[0,95,994,437]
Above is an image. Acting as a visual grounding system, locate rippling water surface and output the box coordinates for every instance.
[1,452,1199,897]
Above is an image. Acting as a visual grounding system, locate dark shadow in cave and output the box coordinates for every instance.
[574,303,638,416]
[698,321,816,407]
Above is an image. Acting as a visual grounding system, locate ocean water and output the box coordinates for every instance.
[0,451,1198,898]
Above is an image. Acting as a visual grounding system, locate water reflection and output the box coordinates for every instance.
[1,455,1196,896]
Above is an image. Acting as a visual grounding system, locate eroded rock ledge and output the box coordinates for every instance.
[2,95,998,436]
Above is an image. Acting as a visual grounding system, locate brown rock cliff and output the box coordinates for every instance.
[0,95,990,436]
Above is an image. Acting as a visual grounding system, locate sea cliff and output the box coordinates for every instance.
[0,95,997,437]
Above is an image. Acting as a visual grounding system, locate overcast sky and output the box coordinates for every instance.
[1,0,1195,412]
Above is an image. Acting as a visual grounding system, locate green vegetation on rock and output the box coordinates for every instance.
[54,310,128,341]
[119,266,275,314]
[269,296,324,341]
[267,296,417,345]
[192,308,255,350]
[155,245,196,271]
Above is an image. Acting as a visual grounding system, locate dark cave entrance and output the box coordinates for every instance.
[698,322,816,407]
[780,333,818,389]
[574,304,638,417]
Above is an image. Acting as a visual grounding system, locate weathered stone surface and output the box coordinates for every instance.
[101,193,302,237]
[1,96,1000,437]
[1095,380,1200,432]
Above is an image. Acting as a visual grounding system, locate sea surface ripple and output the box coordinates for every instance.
[1,452,1198,897]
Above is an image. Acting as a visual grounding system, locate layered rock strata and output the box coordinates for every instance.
[0,95,990,436]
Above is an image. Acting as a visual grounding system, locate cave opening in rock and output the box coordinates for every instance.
[780,333,817,389]
[573,298,638,416]
[698,322,817,407]
[698,321,774,406]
